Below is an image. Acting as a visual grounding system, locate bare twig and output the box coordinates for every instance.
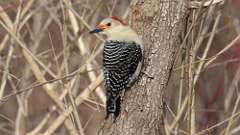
[189,0,224,9]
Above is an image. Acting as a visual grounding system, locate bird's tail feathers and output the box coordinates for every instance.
[105,89,126,120]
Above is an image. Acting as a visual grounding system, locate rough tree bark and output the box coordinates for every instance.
[100,0,188,134]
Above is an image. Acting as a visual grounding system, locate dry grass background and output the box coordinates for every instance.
[0,0,239,135]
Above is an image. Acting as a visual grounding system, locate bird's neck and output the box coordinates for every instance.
[106,26,142,45]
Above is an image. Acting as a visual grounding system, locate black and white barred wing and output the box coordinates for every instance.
[103,41,142,119]
[103,41,142,89]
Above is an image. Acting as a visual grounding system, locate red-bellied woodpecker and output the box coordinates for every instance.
[90,17,143,119]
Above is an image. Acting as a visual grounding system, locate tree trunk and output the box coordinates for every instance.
[100,0,188,134]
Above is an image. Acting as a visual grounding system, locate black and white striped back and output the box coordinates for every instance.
[103,40,142,119]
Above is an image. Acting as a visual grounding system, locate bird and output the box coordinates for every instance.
[90,17,143,120]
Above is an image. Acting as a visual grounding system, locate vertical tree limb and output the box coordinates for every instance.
[100,0,188,134]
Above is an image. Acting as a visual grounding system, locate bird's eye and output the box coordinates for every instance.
[107,23,111,26]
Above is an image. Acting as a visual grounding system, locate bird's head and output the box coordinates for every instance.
[89,17,128,35]
[90,17,142,44]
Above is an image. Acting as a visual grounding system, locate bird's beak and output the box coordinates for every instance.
[89,28,103,34]
[89,24,109,34]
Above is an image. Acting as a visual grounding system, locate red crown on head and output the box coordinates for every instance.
[111,16,128,26]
